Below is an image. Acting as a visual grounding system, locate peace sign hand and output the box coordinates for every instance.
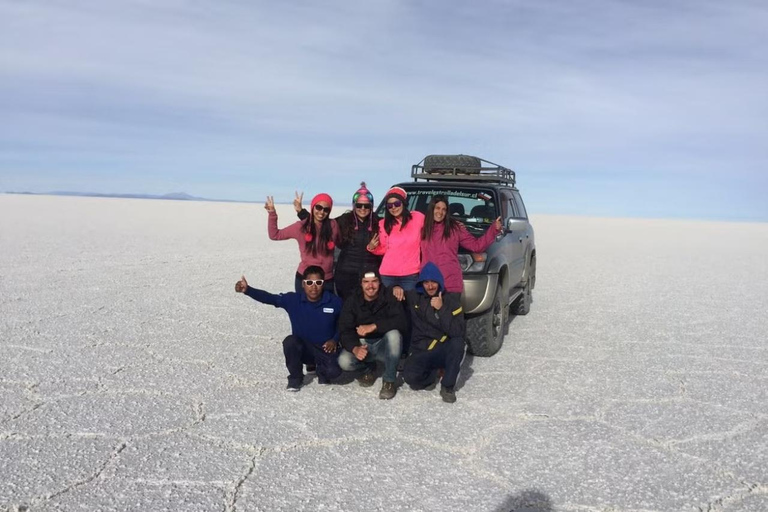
[293,191,304,213]
[264,196,275,212]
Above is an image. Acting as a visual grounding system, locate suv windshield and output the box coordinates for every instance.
[378,187,497,234]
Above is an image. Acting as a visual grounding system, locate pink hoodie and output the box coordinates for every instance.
[420,222,500,292]
[268,211,340,278]
[369,211,425,276]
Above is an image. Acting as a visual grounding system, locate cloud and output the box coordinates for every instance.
[1,0,767,219]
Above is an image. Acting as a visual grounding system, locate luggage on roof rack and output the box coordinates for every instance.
[411,154,516,185]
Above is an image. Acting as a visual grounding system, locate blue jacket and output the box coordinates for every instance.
[245,287,342,345]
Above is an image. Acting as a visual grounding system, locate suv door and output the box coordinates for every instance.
[501,189,526,288]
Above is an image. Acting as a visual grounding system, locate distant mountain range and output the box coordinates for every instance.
[3,191,253,203]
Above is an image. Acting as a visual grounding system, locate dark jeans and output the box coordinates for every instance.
[403,336,466,389]
[333,271,360,301]
[283,335,342,387]
[381,273,418,355]
[294,273,335,295]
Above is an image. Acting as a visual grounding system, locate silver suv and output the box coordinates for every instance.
[378,154,536,356]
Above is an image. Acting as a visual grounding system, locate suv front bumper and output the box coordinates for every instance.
[461,273,499,315]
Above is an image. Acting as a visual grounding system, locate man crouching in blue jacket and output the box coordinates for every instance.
[235,265,342,392]
[394,262,466,403]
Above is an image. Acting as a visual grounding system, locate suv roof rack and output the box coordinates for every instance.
[411,154,516,186]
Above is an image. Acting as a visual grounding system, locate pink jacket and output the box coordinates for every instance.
[369,211,425,277]
[268,211,340,278]
[420,222,499,292]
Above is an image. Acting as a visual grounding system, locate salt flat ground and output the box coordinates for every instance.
[1,195,767,512]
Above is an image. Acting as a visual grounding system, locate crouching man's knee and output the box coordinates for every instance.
[338,349,358,371]
[383,330,402,358]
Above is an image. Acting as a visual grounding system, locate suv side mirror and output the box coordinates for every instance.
[506,218,528,232]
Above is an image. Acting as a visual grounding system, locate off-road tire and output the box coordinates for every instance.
[423,154,482,173]
[466,284,506,356]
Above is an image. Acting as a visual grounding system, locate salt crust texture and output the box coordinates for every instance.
[1,195,767,512]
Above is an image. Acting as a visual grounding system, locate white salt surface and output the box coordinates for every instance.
[1,195,767,512]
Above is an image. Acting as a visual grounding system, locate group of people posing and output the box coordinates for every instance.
[236,183,502,403]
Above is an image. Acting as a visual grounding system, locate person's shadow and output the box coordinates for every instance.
[494,489,553,512]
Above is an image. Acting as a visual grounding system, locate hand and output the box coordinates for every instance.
[430,291,443,310]
[392,286,405,302]
[494,216,503,232]
[367,233,380,251]
[235,275,248,293]
[352,345,368,361]
[322,340,338,353]
[264,196,275,212]
[293,191,304,213]
[356,324,376,336]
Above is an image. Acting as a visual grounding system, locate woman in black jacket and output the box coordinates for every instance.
[297,183,381,299]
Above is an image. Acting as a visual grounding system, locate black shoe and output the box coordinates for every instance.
[286,382,301,392]
[379,381,397,400]
[440,386,456,403]
[357,371,376,387]
[305,364,316,374]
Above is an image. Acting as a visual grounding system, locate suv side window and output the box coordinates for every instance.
[512,190,528,219]
[501,190,517,218]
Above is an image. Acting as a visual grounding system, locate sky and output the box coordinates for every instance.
[1,0,767,221]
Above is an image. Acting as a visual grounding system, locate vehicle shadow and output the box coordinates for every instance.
[494,489,553,512]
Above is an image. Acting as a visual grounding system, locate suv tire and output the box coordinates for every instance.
[466,283,506,356]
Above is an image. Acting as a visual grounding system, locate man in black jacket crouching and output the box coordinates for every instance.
[337,267,407,400]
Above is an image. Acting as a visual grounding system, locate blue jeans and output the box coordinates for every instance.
[381,273,419,291]
[338,330,402,383]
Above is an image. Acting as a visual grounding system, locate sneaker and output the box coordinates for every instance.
[379,381,397,400]
[440,386,456,403]
[286,383,301,392]
[357,371,376,387]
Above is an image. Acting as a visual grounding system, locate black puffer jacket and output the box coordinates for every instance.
[298,209,381,276]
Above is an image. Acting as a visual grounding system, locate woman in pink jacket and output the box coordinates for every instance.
[367,186,425,291]
[266,193,339,294]
[420,195,502,293]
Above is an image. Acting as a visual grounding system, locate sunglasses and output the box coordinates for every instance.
[303,279,325,286]
[354,203,372,210]
[386,200,403,209]
[313,204,331,213]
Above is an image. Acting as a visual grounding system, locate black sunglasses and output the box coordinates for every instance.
[314,204,331,213]
[303,279,325,286]
[386,200,403,209]
[354,203,372,210]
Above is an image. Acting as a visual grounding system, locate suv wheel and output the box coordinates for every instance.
[466,284,506,357]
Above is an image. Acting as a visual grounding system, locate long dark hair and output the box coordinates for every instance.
[383,195,413,235]
[303,216,334,256]
[340,211,379,245]
[422,195,459,240]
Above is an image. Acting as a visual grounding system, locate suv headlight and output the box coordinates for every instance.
[458,253,487,272]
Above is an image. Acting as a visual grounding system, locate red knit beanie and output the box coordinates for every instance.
[310,193,333,212]
[384,186,406,202]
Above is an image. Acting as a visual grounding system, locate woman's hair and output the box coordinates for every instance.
[383,195,412,235]
[303,216,334,256]
[340,211,379,245]
[422,195,459,240]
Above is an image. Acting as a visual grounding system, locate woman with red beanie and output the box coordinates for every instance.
[294,183,382,299]
[367,186,425,292]
[265,193,339,293]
